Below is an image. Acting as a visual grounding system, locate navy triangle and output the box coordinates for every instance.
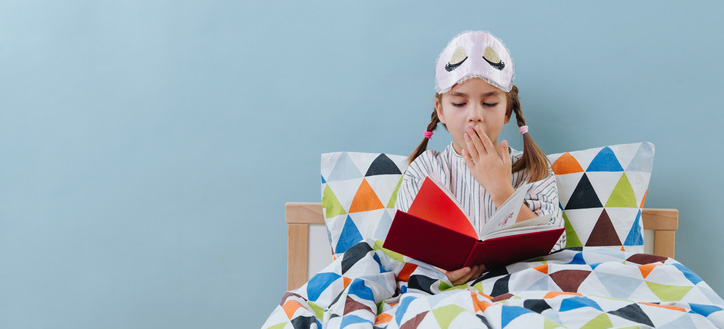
[365,154,402,176]
[608,304,654,327]
[341,242,373,274]
[587,147,624,172]
[523,299,552,314]
[565,174,603,209]
[291,316,318,329]
[491,274,511,297]
[475,314,493,329]
[407,275,436,295]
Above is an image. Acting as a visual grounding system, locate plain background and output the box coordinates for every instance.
[1,1,723,328]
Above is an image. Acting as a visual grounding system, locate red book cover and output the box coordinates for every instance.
[383,176,564,271]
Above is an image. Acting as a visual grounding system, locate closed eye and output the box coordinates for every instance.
[452,103,498,107]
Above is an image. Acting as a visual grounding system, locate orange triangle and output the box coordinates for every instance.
[621,246,626,251]
[638,302,686,312]
[375,313,393,325]
[640,190,648,208]
[397,263,417,282]
[348,179,385,213]
[533,264,548,274]
[282,300,303,319]
[343,276,352,288]
[551,153,584,175]
[544,291,582,299]
[638,264,659,279]
[471,291,491,312]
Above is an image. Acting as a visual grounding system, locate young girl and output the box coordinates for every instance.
[262,31,566,329]
[395,30,565,286]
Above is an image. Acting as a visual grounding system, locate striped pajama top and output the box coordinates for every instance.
[395,142,566,251]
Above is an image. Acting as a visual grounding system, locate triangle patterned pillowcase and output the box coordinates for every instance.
[320,152,409,258]
[547,142,654,253]
[320,142,654,258]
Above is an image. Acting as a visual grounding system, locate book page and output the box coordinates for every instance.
[425,174,468,219]
[407,176,477,238]
[478,182,532,238]
[482,213,554,239]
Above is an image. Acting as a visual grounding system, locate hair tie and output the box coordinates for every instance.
[423,131,433,139]
[519,125,529,135]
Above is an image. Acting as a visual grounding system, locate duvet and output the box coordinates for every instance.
[262,239,724,328]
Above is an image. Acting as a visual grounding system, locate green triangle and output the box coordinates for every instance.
[645,281,693,301]
[605,173,638,208]
[580,313,613,329]
[386,176,404,209]
[307,301,324,319]
[267,323,287,329]
[473,281,484,293]
[373,240,404,263]
[439,281,469,291]
[432,304,466,329]
[544,318,562,329]
[562,211,582,248]
[322,185,347,218]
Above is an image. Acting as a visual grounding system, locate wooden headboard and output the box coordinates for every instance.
[285,202,679,290]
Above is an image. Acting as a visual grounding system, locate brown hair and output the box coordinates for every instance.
[407,85,550,182]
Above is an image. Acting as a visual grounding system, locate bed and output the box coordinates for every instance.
[284,203,679,291]
[262,144,724,328]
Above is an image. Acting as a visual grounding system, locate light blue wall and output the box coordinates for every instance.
[1,1,722,328]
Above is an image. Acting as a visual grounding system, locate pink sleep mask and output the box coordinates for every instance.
[435,31,515,94]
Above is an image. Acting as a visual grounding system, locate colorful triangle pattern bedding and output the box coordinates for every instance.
[321,152,409,257]
[263,242,724,328]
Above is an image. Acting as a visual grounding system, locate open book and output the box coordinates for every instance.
[382,176,564,271]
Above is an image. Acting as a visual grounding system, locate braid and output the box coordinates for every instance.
[407,102,441,164]
[507,85,550,182]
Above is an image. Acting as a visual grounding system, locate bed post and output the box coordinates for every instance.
[287,223,309,291]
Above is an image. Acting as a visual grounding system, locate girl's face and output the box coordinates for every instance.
[435,77,510,156]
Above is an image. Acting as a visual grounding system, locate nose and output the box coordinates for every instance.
[467,104,484,122]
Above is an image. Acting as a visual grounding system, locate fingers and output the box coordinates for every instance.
[465,126,487,156]
[474,126,495,155]
[470,264,487,280]
[445,267,471,283]
[463,132,480,160]
[447,265,486,286]
[500,140,511,166]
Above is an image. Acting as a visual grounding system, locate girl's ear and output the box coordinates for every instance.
[504,113,511,124]
[435,98,445,124]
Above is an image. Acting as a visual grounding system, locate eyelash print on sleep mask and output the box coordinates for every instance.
[435,31,515,94]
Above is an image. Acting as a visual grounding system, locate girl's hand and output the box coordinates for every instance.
[462,125,514,204]
[436,265,487,286]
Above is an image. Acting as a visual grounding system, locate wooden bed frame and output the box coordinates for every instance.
[285,202,679,290]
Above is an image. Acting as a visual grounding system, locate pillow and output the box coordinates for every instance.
[321,152,409,257]
[546,142,654,253]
